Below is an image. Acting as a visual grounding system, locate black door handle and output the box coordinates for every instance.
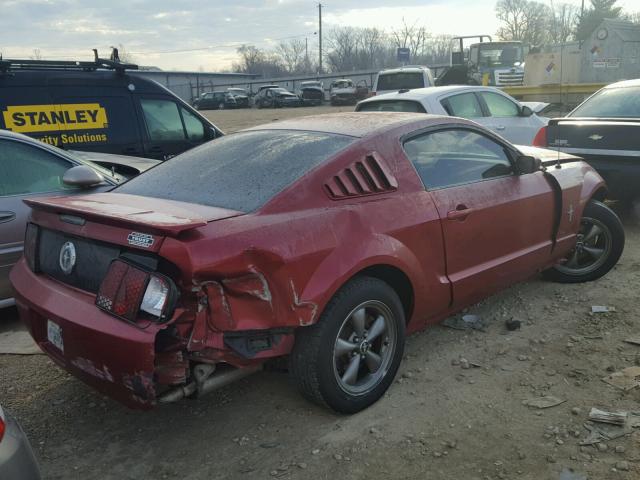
[0,211,16,223]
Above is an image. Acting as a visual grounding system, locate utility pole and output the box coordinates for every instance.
[318,3,323,74]
[305,37,309,74]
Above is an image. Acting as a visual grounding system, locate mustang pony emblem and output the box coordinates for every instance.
[59,241,77,275]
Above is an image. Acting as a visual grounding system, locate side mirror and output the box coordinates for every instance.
[520,105,533,117]
[63,165,104,188]
[515,155,542,175]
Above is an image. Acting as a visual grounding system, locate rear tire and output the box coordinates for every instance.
[543,200,624,283]
[290,276,405,413]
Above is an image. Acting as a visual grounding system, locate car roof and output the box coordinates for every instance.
[604,78,640,89]
[378,66,431,74]
[243,112,463,138]
[358,85,507,105]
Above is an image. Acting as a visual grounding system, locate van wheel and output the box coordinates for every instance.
[543,200,624,283]
[290,276,405,413]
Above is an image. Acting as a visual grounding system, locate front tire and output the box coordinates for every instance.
[543,200,624,283]
[290,276,405,413]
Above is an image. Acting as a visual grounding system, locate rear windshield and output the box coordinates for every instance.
[570,86,640,118]
[357,100,426,113]
[115,130,355,211]
[377,72,424,91]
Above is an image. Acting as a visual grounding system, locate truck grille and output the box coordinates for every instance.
[38,228,122,293]
[496,70,524,86]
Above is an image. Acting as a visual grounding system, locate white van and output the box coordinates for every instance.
[373,66,435,96]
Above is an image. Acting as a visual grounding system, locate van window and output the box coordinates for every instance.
[181,107,205,141]
[140,99,185,141]
[377,72,424,91]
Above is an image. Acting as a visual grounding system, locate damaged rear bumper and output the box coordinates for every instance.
[11,258,161,409]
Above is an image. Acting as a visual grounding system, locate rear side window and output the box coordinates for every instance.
[357,100,426,113]
[480,92,519,117]
[442,93,483,118]
[0,139,76,196]
[377,72,424,91]
[570,86,640,118]
[140,99,185,141]
[116,130,355,211]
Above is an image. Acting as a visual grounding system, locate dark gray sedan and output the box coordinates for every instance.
[0,130,159,308]
[0,404,40,479]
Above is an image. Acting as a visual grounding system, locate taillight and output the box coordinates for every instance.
[532,126,547,147]
[0,406,6,443]
[96,259,177,323]
[24,223,39,272]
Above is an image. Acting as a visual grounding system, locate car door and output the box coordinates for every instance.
[440,92,484,122]
[477,91,535,144]
[402,126,556,307]
[137,97,209,159]
[0,138,85,303]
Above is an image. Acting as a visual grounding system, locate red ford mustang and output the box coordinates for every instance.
[10,113,624,413]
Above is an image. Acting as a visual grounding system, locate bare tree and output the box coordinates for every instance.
[548,2,579,44]
[390,19,429,58]
[276,39,306,74]
[30,48,42,60]
[496,0,551,45]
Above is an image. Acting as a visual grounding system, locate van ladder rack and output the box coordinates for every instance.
[0,49,138,73]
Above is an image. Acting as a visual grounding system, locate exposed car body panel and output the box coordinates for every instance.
[11,113,606,409]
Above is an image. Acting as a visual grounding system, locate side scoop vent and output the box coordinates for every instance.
[324,153,398,200]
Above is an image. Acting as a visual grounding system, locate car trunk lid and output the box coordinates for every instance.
[546,118,640,153]
[25,192,244,237]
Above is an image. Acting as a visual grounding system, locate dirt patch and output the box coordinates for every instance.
[2,106,639,479]
[202,105,354,133]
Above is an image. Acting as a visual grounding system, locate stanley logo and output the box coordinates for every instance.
[2,103,108,133]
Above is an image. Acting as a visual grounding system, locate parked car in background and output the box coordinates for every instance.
[0,403,41,479]
[0,129,157,308]
[329,79,357,105]
[298,81,325,106]
[192,91,237,110]
[226,88,250,108]
[254,87,300,108]
[533,78,640,200]
[252,84,280,102]
[11,113,623,414]
[356,86,549,145]
[0,55,222,160]
[372,66,435,96]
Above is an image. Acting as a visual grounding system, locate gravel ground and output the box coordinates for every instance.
[1,106,639,480]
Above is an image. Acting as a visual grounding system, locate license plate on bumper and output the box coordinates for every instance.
[47,319,64,352]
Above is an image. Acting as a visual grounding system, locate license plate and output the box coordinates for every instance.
[47,319,64,352]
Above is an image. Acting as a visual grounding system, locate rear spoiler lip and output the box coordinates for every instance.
[24,195,242,237]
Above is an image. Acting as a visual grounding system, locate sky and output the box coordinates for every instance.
[0,0,637,71]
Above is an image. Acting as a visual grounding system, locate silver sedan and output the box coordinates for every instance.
[0,403,41,479]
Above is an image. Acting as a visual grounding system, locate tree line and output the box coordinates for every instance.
[232,21,453,76]
[232,0,638,76]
